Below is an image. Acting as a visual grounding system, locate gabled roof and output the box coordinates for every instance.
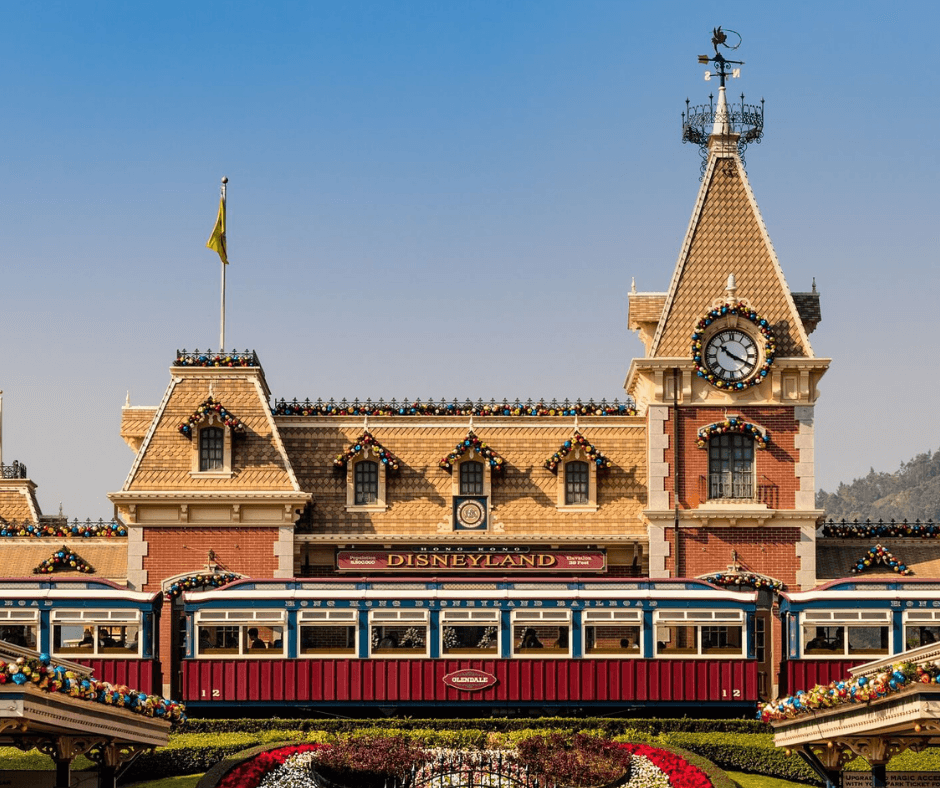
[649,150,814,360]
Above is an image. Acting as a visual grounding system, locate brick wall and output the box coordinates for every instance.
[661,406,798,510]
[665,526,801,587]
[141,526,279,593]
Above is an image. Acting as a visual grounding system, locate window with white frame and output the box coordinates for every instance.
[195,609,286,657]
[52,609,142,657]
[346,456,388,511]
[441,609,499,656]
[904,610,940,650]
[459,461,484,496]
[654,609,745,657]
[801,610,890,658]
[512,609,571,656]
[192,421,233,477]
[707,434,754,500]
[0,609,39,650]
[556,457,598,511]
[299,609,357,656]
[583,609,642,657]
[369,609,428,657]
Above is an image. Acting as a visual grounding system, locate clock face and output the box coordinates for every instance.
[703,329,759,382]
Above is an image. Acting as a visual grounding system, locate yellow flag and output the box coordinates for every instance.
[206,194,228,264]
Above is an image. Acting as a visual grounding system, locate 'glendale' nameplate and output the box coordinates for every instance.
[442,669,499,692]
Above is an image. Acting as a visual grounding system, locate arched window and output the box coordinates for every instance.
[565,461,589,505]
[459,460,484,496]
[354,460,379,505]
[199,427,225,472]
[708,434,754,500]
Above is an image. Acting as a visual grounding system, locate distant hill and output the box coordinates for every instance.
[816,448,940,522]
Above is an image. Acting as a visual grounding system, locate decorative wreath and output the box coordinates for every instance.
[696,418,769,449]
[691,301,776,390]
[178,397,245,438]
[702,571,783,592]
[440,432,505,472]
[33,546,95,574]
[333,432,400,471]
[850,544,912,575]
[544,432,612,472]
[164,572,242,600]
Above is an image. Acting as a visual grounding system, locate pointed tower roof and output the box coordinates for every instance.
[649,85,813,361]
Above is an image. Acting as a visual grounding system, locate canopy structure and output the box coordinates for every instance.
[771,643,940,788]
[0,642,171,788]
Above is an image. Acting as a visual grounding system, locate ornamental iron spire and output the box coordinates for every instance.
[682,27,764,177]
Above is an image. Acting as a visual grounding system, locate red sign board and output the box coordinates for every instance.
[443,669,499,692]
[336,550,606,572]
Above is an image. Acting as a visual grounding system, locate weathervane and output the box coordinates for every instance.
[698,26,744,88]
[682,27,764,178]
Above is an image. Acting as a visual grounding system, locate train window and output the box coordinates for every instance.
[801,610,890,658]
[194,610,286,657]
[512,610,571,656]
[51,610,142,657]
[441,610,499,656]
[370,610,428,657]
[0,610,39,650]
[583,610,641,657]
[905,611,940,649]
[299,610,357,656]
[653,610,745,658]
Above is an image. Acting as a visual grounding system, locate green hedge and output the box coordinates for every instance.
[182,715,769,736]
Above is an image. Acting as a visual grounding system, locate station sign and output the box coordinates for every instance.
[336,549,606,572]
[442,669,499,692]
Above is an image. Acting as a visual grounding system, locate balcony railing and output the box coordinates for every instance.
[174,349,259,368]
[698,474,778,508]
[0,461,27,479]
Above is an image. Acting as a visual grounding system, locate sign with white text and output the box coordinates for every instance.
[336,549,606,572]
[843,773,940,787]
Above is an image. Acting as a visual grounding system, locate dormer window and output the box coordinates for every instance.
[545,432,610,512]
[565,461,589,505]
[334,432,400,513]
[459,460,484,496]
[199,427,225,472]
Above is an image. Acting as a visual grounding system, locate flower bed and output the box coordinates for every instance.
[209,737,714,788]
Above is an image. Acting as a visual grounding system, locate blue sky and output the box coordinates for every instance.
[1,1,937,518]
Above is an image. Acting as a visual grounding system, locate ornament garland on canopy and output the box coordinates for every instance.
[823,520,940,539]
[178,396,245,438]
[691,301,776,389]
[0,520,126,538]
[544,432,613,472]
[440,432,505,472]
[0,652,185,725]
[174,349,257,368]
[164,572,242,600]
[696,418,769,450]
[333,431,400,471]
[33,546,94,574]
[760,658,934,723]
[850,543,912,575]
[702,572,784,592]
[275,397,637,417]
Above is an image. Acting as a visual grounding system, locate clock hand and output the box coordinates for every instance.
[720,345,748,365]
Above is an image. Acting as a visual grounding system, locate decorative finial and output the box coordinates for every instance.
[631,277,636,294]
[725,273,737,297]
[574,413,580,434]
[812,277,817,293]
[363,413,370,433]
[208,381,214,398]
[125,390,131,407]
[221,176,228,184]
[468,413,474,434]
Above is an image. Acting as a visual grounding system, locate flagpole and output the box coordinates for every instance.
[219,176,228,351]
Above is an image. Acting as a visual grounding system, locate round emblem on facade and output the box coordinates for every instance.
[456,499,485,528]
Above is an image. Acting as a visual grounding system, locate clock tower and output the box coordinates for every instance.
[625,30,829,593]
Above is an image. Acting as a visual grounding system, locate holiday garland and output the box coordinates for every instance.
[691,301,776,390]
[440,433,505,472]
[0,520,126,538]
[275,398,637,417]
[164,572,242,600]
[0,652,185,725]
[33,546,94,574]
[850,543,912,575]
[696,418,769,450]
[822,520,940,539]
[174,350,258,367]
[760,658,933,723]
[333,432,400,471]
[178,397,245,438]
[702,572,784,592]
[544,432,613,472]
